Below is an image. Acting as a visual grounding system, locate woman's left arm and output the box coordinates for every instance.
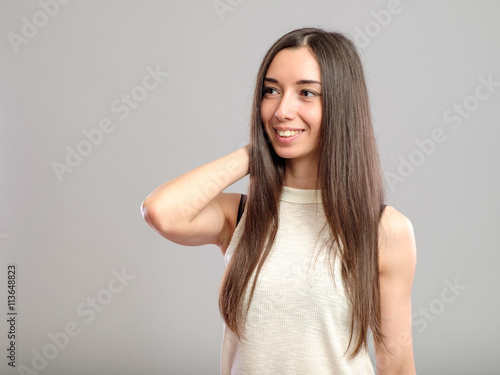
[375,206,417,375]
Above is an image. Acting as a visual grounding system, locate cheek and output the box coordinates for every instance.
[260,101,274,124]
[307,107,322,128]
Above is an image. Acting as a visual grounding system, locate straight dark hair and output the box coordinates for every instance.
[218,27,386,357]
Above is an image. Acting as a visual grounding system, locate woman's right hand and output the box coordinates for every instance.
[141,145,249,254]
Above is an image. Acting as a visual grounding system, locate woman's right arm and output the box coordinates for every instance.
[141,145,249,254]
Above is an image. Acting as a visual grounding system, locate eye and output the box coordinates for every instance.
[262,86,279,96]
[301,89,320,98]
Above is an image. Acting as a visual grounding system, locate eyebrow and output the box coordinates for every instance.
[264,77,322,85]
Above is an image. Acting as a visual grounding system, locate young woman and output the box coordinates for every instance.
[142,27,417,374]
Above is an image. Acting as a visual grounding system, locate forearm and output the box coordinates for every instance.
[141,146,249,230]
[376,339,416,375]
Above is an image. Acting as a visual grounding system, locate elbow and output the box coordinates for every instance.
[141,198,164,233]
[141,198,183,240]
[375,351,416,375]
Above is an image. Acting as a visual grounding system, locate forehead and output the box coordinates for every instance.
[265,47,321,81]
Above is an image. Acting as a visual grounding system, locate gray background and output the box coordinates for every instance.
[1,0,499,374]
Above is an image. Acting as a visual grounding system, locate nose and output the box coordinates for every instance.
[274,92,296,121]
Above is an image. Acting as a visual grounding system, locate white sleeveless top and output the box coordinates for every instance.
[220,186,375,374]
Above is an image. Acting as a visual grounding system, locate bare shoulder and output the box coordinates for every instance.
[214,192,246,254]
[378,205,417,275]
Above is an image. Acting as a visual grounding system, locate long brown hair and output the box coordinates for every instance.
[218,27,386,357]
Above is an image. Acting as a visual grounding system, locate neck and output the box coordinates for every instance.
[283,155,320,189]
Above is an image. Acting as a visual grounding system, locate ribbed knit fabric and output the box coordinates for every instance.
[220,186,375,375]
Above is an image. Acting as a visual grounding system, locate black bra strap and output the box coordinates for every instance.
[236,194,247,226]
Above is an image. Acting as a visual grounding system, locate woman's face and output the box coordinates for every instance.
[261,46,323,164]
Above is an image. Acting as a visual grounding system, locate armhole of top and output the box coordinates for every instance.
[236,194,247,227]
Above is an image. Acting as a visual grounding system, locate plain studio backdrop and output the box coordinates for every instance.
[1,1,499,374]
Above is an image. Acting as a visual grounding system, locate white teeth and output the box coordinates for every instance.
[277,130,301,137]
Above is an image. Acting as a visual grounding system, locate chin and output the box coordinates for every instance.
[271,146,298,160]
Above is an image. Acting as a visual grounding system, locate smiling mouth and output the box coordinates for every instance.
[275,129,304,137]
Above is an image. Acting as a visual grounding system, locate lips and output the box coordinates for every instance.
[273,128,304,143]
